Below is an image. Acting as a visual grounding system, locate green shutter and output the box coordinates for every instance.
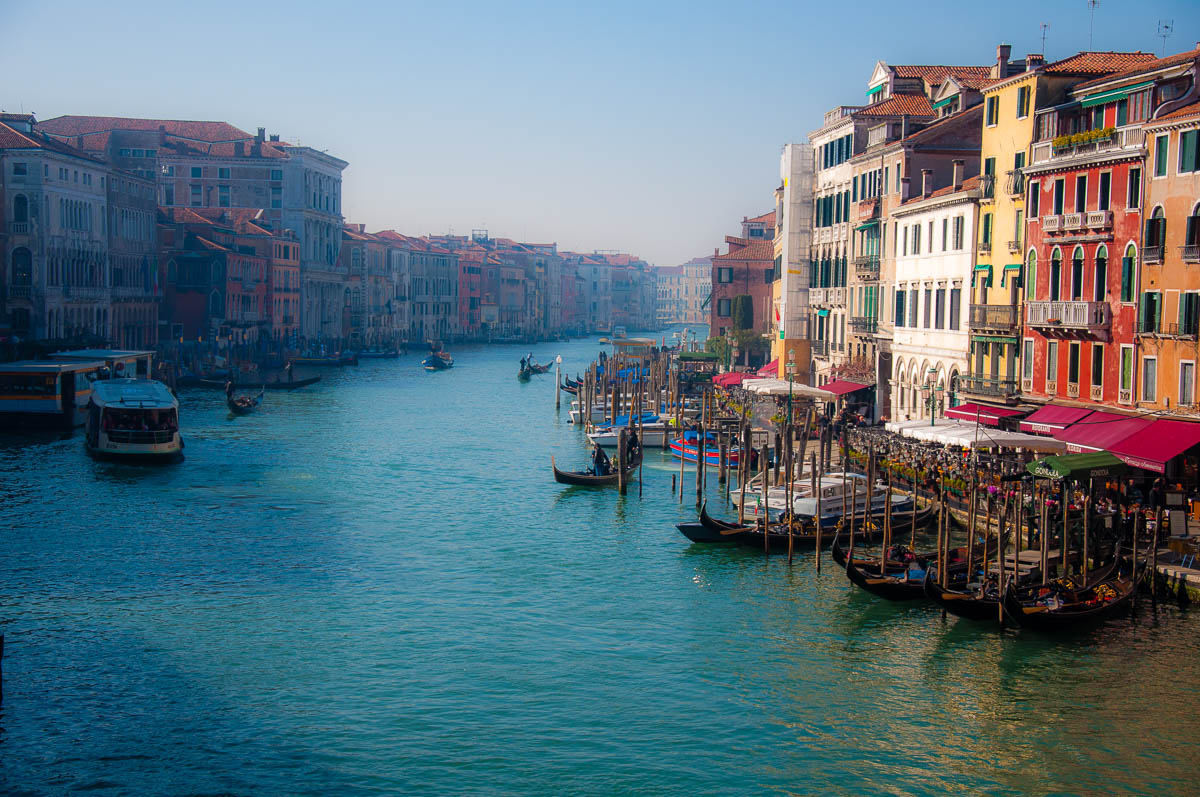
[1121,257,1134,302]
[1154,293,1162,329]
[1181,131,1198,174]
[1156,136,1169,176]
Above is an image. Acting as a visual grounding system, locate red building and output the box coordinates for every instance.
[709,234,775,339]
[1021,56,1166,408]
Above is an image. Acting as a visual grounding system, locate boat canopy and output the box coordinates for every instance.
[743,379,836,400]
[91,378,177,409]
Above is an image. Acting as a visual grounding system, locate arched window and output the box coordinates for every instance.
[11,247,32,285]
[13,194,28,223]
[1146,207,1166,262]
[1121,244,1137,302]
[1070,245,1085,300]
[1094,244,1108,301]
[1187,203,1200,257]
[1025,250,1037,300]
[209,290,222,318]
[1050,247,1063,301]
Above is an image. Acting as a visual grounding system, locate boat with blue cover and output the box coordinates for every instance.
[669,430,740,466]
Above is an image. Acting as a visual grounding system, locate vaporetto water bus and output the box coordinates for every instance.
[85,378,183,462]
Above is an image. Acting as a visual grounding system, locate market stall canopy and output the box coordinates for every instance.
[756,359,780,377]
[744,379,836,400]
[712,371,763,388]
[821,379,870,397]
[1027,451,1126,480]
[1105,418,1200,473]
[1019,404,1094,435]
[943,402,1029,427]
[1052,411,1151,453]
[886,418,1064,451]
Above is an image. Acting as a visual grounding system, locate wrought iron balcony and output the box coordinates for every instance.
[979,175,995,200]
[1007,239,1022,252]
[978,240,992,254]
[1136,320,1199,338]
[969,303,1018,331]
[811,338,830,357]
[850,317,877,334]
[1181,244,1200,263]
[959,375,1019,398]
[1005,169,1024,196]
[1144,245,1164,264]
[1025,300,1111,332]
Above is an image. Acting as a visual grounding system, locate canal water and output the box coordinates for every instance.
[1,337,1198,796]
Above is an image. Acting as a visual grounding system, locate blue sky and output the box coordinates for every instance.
[2,0,1196,264]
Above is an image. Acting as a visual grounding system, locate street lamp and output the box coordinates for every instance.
[921,367,943,427]
[785,348,797,428]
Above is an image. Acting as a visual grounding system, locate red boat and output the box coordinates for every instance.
[669,431,740,466]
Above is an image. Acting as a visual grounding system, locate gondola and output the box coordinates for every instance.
[1001,560,1134,631]
[551,451,640,487]
[518,366,534,381]
[923,553,1119,623]
[529,362,551,374]
[357,349,400,359]
[227,388,264,416]
[199,375,321,391]
[833,530,972,601]
[682,501,934,551]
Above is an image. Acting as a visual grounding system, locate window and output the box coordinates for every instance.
[912,224,921,255]
[909,290,918,327]
[986,96,998,126]
[1155,135,1169,177]
[1182,362,1196,406]
[1120,345,1134,393]
[1047,341,1058,380]
[218,167,231,179]
[717,298,731,317]
[934,288,945,329]
[984,157,996,178]
[1068,342,1080,384]
[982,213,992,246]
[1117,100,1128,127]
[1130,90,1150,122]
[190,184,202,206]
[895,289,906,327]
[1098,172,1111,211]
[1140,291,1162,333]
[1070,246,1084,301]
[1143,357,1157,403]
[717,267,733,284]
[949,287,961,330]
[1023,339,1034,380]
[12,162,26,176]
[191,166,202,178]
[942,218,948,252]
[1180,130,1200,174]
[1017,86,1030,118]
[271,186,282,208]
[218,185,230,207]
[1091,344,1104,388]
[1180,292,1200,336]
[164,185,175,206]
[1094,245,1107,302]
[923,288,932,328]
[902,225,908,256]
[1026,251,1037,295]
[1127,168,1141,208]
[1074,175,1087,213]
[952,215,964,250]
[1146,208,1166,251]
[271,169,283,181]
[1049,249,1062,301]
[1121,245,1136,302]
[1053,179,1065,215]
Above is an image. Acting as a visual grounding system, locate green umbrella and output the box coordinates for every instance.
[1026,451,1126,480]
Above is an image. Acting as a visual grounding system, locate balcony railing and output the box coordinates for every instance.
[1030,125,1146,165]
[811,339,830,357]
[1086,210,1113,230]
[960,375,1019,397]
[10,222,29,234]
[1136,320,1198,338]
[1007,239,1022,252]
[1025,300,1111,331]
[969,303,1018,331]
[1005,170,1024,196]
[1181,244,1200,263]
[1043,215,1062,232]
[809,287,845,306]
[8,284,31,299]
[850,317,877,334]
[1144,245,1164,264]
[1062,212,1084,231]
[979,175,995,199]
[853,255,880,277]
[978,241,992,254]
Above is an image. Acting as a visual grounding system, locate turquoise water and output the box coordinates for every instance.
[1,338,1198,796]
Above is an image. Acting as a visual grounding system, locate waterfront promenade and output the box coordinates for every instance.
[1,339,1198,795]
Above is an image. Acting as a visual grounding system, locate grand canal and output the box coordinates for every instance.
[1,337,1198,795]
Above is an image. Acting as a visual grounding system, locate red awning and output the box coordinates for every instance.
[1052,411,1151,454]
[1019,404,1095,435]
[943,402,1028,427]
[1106,418,1200,473]
[712,371,763,387]
[821,379,870,397]
[756,359,779,377]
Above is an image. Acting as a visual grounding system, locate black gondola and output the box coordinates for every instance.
[551,452,640,487]
[518,367,534,381]
[924,555,1119,623]
[682,501,935,551]
[227,388,264,415]
[1001,562,1134,631]
[833,531,973,601]
[200,375,321,391]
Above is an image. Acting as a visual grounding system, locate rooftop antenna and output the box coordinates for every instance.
[1157,19,1174,57]
[1087,0,1100,49]
[1040,22,1050,56]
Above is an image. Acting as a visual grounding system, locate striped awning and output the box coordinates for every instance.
[1080,80,1154,108]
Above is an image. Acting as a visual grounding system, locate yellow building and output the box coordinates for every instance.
[961,49,1145,405]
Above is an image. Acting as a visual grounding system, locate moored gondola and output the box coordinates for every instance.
[685,501,934,551]
[833,527,978,601]
[199,375,321,391]
[551,451,640,487]
[1001,562,1134,631]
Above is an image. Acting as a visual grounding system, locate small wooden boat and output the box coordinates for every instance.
[1002,562,1134,631]
[678,501,932,550]
[551,451,640,486]
[924,556,1118,623]
[529,362,551,374]
[357,349,400,359]
[423,352,454,371]
[833,531,971,601]
[199,375,321,391]
[227,388,264,416]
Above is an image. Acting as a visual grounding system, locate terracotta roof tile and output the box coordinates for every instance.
[0,121,105,162]
[712,238,775,262]
[893,65,991,84]
[39,115,253,142]
[1042,51,1157,76]
[1147,101,1200,125]
[856,94,934,117]
[745,210,776,226]
[1075,48,1200,90]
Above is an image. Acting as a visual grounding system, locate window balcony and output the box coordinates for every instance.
[1007,239,1022,252]
[853,255,880,278]
[1030,125,1146,165]
[811,339,830,357]
[1025,300,1111,333]
[969,303,1018,332]
[1042,215,1062,232]
[978,240,992,254]
[8,284,31,299]
[10,222,29,234]
[850,316,877,334]
[959,375,1019,398]
[1136,320,1198,338]
[1144,245,1164,264]
[1005,170,1024,196]
[979,175,995,200]
[1086,210,1113,230]
[1180,244,1200,263]
[1062,212,1085,231]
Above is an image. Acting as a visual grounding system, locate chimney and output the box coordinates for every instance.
[76,136,85,149]
[992,43,1012,79]
[1026,53,1045,71]
[159,123,167,144]
[921,169,933,197]
[952,160,964,190]
[714,247,720,258]
[900,176,911,201]
[256,127,266,143]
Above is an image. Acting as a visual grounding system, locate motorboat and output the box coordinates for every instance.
[85,378,183,463]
